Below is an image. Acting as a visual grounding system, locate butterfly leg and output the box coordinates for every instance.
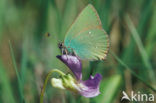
[61,49,63,55]
[64,48,69,60]
[71,48,77,57]
[61,48,65,55]
[73,50,77,57]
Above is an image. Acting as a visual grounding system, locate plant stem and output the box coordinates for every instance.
[40,69,65,103]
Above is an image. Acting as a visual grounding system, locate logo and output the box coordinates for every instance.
[121,91,155,102]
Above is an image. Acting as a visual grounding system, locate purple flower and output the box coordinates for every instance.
[51,55,102,98]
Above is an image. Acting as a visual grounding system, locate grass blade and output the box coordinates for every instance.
[35,0,50,43]
[0,61,16,103]
[137,0,153,35]
[111,52,156,92]
[9,40,24,102]
[145,5,156,58]
[20,37,28,83]
[125,15,156,85]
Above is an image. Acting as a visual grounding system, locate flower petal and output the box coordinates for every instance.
[57,55,82,80]
[51,74,79,92]
[78,73,102,98]
[51,78,65,89]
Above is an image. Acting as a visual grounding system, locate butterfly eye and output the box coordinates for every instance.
[58,42,63,49]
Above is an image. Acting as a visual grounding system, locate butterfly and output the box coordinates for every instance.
[59,4,109,61]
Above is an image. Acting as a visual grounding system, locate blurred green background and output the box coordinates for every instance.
[0,0,156,103]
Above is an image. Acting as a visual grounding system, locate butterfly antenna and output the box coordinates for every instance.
[44,32,59,41]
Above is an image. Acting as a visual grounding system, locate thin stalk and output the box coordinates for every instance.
[111,51,156,92]
[21,37,28,83]
[40,69,65,103]
[9,40,24,102]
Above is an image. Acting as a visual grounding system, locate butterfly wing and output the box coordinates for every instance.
[64,4,109,60]
[68,29,109,60]
[64,4,102,44]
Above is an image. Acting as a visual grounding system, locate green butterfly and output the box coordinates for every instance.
[59,4,109,61]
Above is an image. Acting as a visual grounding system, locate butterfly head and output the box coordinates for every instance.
[58,42,65,49]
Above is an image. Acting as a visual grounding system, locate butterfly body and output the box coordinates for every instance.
[58,42,76,55]
[59,4,109,61]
